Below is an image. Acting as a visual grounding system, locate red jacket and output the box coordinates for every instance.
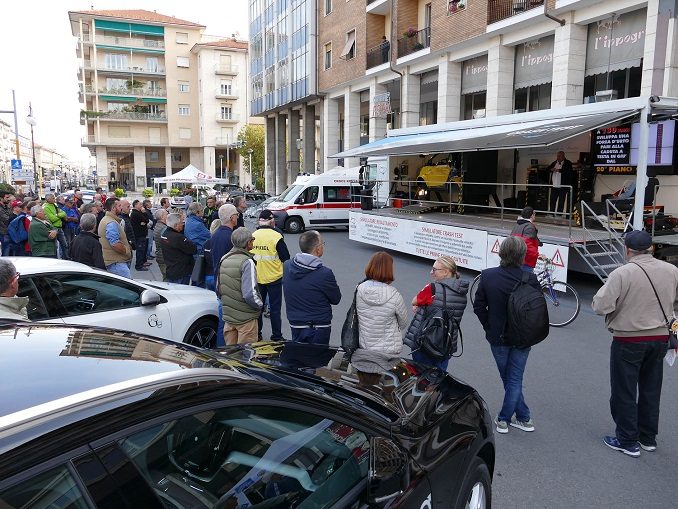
[511,218,541,268]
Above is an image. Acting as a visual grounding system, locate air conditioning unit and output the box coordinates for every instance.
[595,90,618,102]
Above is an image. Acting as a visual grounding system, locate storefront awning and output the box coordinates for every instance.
[332,99,644,158]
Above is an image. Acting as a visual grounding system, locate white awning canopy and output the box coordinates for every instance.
[332,97,648,159]
[153,164,230,184]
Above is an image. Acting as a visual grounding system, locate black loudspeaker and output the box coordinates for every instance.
[360,189,374,211]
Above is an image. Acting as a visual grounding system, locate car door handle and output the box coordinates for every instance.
[316,203,321,209]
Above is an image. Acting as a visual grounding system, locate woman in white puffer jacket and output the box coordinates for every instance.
[356,251,409,355]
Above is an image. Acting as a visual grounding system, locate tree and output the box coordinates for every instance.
[236,124,265,183]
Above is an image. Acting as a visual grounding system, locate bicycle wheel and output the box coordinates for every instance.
[542,281,580,327]
[469,274,481,305]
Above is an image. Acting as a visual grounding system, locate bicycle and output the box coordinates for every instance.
[469,257,580,327]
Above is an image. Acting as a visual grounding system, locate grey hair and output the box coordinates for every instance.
[499,236,527,268]
[154,208,168,221]
[232,195,246,208]
[187,202,202,216]
[79,213,97,232]
[166,213,182,229]
[218,203,237,223]
[209,219,222,234]
[0,259,17,295]
[45,193,55,201]
[231,227,253,249]
[299,230,322,254]
[31,205,43,216]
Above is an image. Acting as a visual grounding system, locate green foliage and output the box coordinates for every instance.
[142,188,154,198]
[80,110,106,119]
[113,188,125,198]
[254,177,265,192]
[169,187,181,197]
[125,79,143,89]
[0,183,16,195]
[236,124,265,184]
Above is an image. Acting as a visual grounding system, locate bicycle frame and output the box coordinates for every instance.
[537,261,560,305]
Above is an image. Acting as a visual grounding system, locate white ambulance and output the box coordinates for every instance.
[267,158,389,233]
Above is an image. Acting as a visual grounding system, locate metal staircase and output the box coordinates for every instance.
[572,200,629,283]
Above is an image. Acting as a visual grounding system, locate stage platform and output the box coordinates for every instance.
[357,208,611,246]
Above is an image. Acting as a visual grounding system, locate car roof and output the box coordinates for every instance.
[8,256,106,275]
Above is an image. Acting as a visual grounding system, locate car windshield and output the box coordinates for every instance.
[277,185,303,201]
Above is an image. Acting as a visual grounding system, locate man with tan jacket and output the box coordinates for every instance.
[98,197,133,279]
[593,230,678,457]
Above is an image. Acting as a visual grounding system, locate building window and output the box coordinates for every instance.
[148,151,159,162]
[176,56,190,68]
[220,81,233,95]
[178,81,190,92]
[172,152,182,162]
[341,30,356,60]
[325,0,332,15]
[145,57,159,72]
[220,105,233,120]
[514,83,551,113]
[147,80,159,91]
[176,32,189,44]
[107,102,125,112]
[419,101,438,126]
[104,53,128,70]
[463,92,486,120]
[179,128,191,139]
[582,66,642,103]
[178,104,190,116]
[324,43,332,70]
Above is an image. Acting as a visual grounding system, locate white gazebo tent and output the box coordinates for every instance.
[153,164,229,195]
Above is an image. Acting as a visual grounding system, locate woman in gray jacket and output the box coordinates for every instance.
[355,252,409,356]
[405,255,468,371]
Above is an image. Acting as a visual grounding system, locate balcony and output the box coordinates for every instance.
[88,86,167,98]
[215,64,239,75]
[216,113,240,123]
[95,34,164,50]
[87,111,167,122]
[367,42,390,69]
[366,0,391,15]
[488,0,544,24]
[82,134,169,146]
[96,65,166,76]
[397,27,430,59]
[216,87,239,99]
[215,137,234,146]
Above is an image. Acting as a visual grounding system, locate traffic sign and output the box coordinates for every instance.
[10,159,22,170]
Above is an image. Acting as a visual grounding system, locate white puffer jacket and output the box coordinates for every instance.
[356,280,409,355]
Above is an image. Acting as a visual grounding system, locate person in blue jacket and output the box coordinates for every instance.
[184,202,211,254]
[283,230,341,344]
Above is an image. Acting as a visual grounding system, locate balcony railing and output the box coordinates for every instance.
[367,42,391,69]
[82,134,168,145]
[487,0,544,24]
[99,111,167,121]
[89,86,167,97]
[215,64,239,75]
[97,65,166,75]
[216,88,239,98]
[216,113,241,122]
[397,27,430,59]
[215,137,234,146]
[95,35,164,49]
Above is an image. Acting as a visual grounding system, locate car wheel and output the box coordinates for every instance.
[183,317,218,349]
[454,457,491,509]
[285,216,304,234]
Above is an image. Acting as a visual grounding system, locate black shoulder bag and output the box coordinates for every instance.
[415,282,463,360]
[631,262,678,350]
[341,280,365,358]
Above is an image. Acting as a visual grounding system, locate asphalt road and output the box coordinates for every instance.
[136,222,678,508]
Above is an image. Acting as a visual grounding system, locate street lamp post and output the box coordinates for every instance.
[248,149,253,185]
[226,144,230,182]
[25,103,38,196]
[219,154,224,179]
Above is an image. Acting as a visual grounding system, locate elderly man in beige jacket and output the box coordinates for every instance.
[593,230,678,457]
[0,259,29,321]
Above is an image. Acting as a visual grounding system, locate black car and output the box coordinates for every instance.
[0,325,494,508]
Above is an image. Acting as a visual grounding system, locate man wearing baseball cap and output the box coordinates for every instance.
[251,209,290,341]
[593,229,678,457]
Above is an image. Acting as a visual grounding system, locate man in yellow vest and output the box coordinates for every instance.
[251,209,290,341]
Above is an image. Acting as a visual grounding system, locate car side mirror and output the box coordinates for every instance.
[368,437,409,505]
[141,289,161,306]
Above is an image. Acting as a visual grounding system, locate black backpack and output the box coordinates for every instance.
[415,283,462,360]
[504,272,549,348]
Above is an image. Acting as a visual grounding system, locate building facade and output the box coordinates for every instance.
[249,0,321,194]
[70,9,255,190]
[318,0,678,176]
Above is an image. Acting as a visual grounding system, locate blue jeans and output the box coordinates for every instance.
[204,275,215,292]
[1,235,11,256]
[291,326,331,345]
[135,237,148,269]
[412,350,449,371]
[258,279,283,340]
[146,234,154,257]
[216,297,225,347]
[56,228,69,260]
[490,345,531,422]
[107,262,131,279]
[168,275,190,285]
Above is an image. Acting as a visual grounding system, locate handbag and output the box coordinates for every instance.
[190,254,206,286]
[415,283,463,360]
[631,262,678,350]
[341,281,362,357]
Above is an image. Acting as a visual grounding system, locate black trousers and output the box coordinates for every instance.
[257,278,283,340]
[550,187,570,214]
[610,340,668,447]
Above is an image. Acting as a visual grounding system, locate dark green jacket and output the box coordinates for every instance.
[218,248,263,324]
[28,219,56,257]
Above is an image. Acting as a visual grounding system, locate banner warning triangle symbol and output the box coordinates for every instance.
[552,249,565,267]
[491,239,501,254]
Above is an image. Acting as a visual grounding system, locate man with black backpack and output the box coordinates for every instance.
[473,236,547,435]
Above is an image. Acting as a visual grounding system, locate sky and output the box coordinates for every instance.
[0,0,249,166]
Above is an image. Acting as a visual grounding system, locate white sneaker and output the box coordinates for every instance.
[494,417,509,434]
[509,417,535,432]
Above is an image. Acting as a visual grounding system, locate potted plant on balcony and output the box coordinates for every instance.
[403,27,418,38]
[412,42,425,51]
[125,79,143,91]
[448,0,466,13]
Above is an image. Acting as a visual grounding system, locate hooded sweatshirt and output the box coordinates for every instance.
[283,253,341,325]
[356,280,409,355]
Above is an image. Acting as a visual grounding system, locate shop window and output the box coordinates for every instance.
[583,66,642,103]
[463,92,486,120]
[514,83,551,113]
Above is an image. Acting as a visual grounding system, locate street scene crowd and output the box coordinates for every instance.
[0,186,676,461]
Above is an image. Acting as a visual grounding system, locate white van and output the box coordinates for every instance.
[267,158,389,233]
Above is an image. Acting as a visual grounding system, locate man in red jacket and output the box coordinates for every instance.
[510,206,543,273]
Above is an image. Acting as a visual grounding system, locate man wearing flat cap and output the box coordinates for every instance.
[251,209,290,341]
[593,229,678,457]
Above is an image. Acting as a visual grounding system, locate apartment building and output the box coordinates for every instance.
[249,0,321,194]
[319,0,677,171]
[70,9,254,190]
